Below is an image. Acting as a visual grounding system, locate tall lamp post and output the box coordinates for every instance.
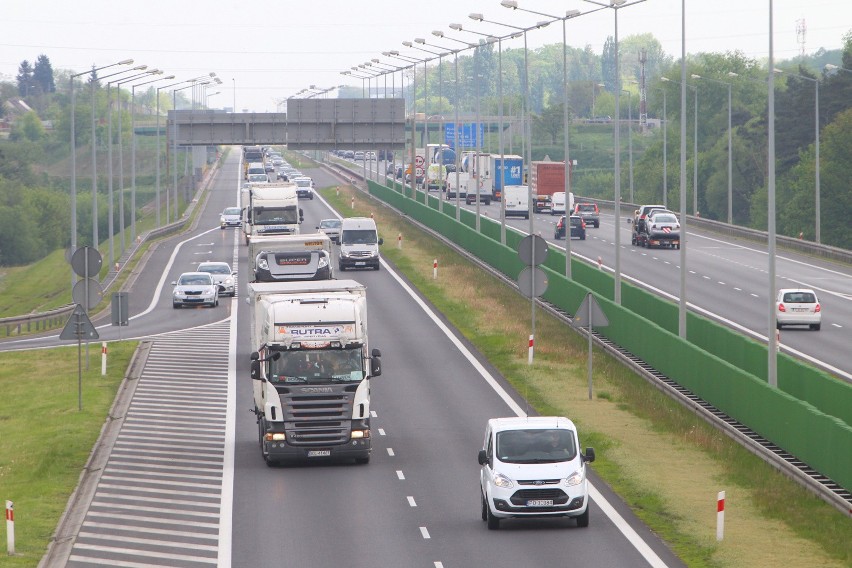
[662,77,697,217]
[102,66,150,268]
[692,73,733,224]
[657,87,668,208]
[157,79,191,227]
[69,58,133,289]
[622,88,634,203]
[584,0,647,305]
[501,1,587,277]
[774,67,821,243]
[131,73,171,242]
[172,81,207,222]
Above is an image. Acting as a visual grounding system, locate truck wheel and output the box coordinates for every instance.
[576,507,590,528]
[354,455,371,465]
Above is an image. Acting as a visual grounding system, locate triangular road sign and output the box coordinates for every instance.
[60,304,100,340]
[573,293,609,328]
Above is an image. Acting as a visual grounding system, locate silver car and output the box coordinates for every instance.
[220,206,242,229]
[172,272,219,308]
[317,218,342,243]
[196,262,236,297]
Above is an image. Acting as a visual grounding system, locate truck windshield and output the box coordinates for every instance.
[268,348,364,384]
[495,429,577,464]
[254,207,299,225]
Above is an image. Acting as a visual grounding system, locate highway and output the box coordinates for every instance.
[5,151,682,567]
[353,157,852,382]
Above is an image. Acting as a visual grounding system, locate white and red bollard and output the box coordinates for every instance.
[6,500,14,555]
[716,491,725,541]
[351,197,355,209]
[432,259,438,280]
[336,186,340,197]
[101,342,108,376]
[776,329,781,351]
[597,256,603,270]
[370,212,374,219]
[528,335,534,365]
[397,233,402,249]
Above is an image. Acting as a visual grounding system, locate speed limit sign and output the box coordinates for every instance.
[415,155,425,167]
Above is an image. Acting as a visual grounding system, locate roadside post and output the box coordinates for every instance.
[517,234,549,365]
[5,501,13,555]
[573,292,610,399]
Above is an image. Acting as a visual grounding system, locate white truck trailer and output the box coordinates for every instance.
[248,280,382,465]
[241,183,301,245]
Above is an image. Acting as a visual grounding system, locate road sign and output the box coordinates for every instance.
[518,234,549,266]
[70,246,102,278]
[111,292,129,327]
[518,266,548,298]
[415,155,425,167]
[60,304,99,341]
[415,167,424,177]
[72,279,103,312]
[573,293,609,328]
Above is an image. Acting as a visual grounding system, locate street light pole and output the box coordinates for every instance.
[622,89,634,203]
[774,67,820,242]
[692,73,733,224]
[68,58,133,290]
[131,73,169,242]
[157,79,190,228]
[659,88,667,208]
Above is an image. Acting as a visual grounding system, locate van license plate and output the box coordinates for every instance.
[307,450,331,457]
[527,499,553,507]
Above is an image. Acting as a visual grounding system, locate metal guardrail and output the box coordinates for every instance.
[0,304,76,337]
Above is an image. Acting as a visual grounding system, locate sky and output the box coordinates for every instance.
[2,0,850,112]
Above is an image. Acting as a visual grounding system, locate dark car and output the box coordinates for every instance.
[574,203,600,228]
[555,215,586,240]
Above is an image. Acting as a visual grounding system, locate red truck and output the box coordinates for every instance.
[529,160,572,214]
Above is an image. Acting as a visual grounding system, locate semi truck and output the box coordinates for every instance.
[249,233,333,281]
[248,280,382,465]
[241,183,301,245]
[529,160,573,214]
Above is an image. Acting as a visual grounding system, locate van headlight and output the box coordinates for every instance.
[564,470,584,487]
[493,473,514,489]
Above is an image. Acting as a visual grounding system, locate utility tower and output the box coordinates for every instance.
[796,19,807,58]
[638,49,647,131]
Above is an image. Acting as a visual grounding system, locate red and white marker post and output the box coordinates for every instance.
[101,342,108,376]
[351,197,355,209]
[528,335,534,365]
[432,259,438,280]
[597,256,603,270]
[6,500,14,555]
[397,233,402,249]
[716,491,725,541]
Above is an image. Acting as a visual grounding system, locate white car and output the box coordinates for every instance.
[196,262,236,297]
[220,206,242,229]
[171,272,219,308]
[776,288,821,330]
[478,416,595,530]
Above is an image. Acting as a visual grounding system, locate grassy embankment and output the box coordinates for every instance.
[316,176,850,567]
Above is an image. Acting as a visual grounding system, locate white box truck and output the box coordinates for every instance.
[249,233,333,282]
[249,280,382,465]
[242,183,301,245]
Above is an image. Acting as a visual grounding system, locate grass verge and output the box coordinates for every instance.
[0,341,138,567]
[319,180,851,567]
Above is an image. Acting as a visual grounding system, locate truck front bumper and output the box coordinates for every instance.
[264,437,371,462]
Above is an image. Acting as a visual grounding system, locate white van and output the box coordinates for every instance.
[503,185,529,219]
[550,192,574,216]
[478,416,595,530]
[338,217,384,271]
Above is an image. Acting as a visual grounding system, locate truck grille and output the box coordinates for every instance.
[276,387,355,446]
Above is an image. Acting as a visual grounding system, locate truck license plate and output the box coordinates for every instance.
[527,499,553,507]
[307,450,331,457]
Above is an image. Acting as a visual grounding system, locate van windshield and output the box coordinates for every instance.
[496,429,576,463]
[341,229,377,245]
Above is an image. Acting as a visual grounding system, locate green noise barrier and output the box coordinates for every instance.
[367,179,852,492]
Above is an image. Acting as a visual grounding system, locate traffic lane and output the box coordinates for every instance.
[353,265,681,567]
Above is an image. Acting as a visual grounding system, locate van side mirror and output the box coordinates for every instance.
[250,359,261,381]
[583,447,596,463]
[299,209,304,222]
[478,449,487,465]
[378,238,384,246]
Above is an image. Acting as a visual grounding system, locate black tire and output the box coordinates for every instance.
[481,492,488,521]
[576,507,590,528]
[776,322,783,330]
[354,455,371,465]
[595,221,600,228]
[339,263,346,272]
[486,504,500,530]
[812,323,821,331]
[173,303,180,309]
[581,235,586,240]
[374,264,381,271]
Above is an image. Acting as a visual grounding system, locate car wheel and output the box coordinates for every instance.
[486,503,500,530]
[374,264,381,271]
[812,323,821,331]
[581,235,586,240]
[481,492,488,521]
[354,455,370,465]
[595,222,600,228]
[776,322,783,330]
[576,507,590,528]
[173,303,180,309]
[339,263,346,272]
[220,225,225,230]
[524,214,529,220]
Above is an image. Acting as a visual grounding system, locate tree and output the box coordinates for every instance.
[9,111,45,142]
[16,60,35,97]
[32,54,56,94]
[533,102,565,145]
[601,36,617,94]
